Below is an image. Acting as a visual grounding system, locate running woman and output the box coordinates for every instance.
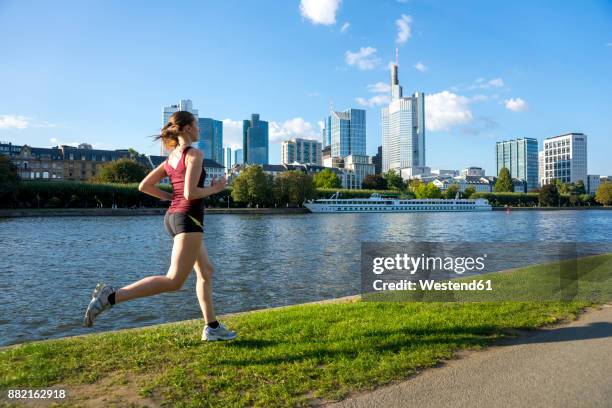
[84,110,237,341]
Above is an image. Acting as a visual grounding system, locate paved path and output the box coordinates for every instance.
[330,305,612,408]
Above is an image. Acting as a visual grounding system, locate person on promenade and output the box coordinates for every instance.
[83,110,237,341]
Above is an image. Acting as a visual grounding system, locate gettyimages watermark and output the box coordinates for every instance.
[361,242,612,302]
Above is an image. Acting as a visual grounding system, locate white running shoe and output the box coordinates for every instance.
[84,283,115,327]
[202,322,237,341]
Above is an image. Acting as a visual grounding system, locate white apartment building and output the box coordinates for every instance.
[281,138,322,165]
[542,133,587,185]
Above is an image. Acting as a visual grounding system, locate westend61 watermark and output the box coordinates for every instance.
[360,242,612,302]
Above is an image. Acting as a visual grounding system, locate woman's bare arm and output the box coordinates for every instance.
[138,163,173,201]
[184,148,227,200]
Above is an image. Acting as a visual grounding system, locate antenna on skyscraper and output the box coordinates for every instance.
[329,99,334,113]
[395,48,399,66]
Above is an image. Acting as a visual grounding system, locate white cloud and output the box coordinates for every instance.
[471,94,489,102]
[356,95,391,107]
[488,78,504,88]
[504,97,528,112]
[425,91,473,131]
[269,117,321,143]
[367,81,391,93]
[470,77,504,89]
[345,46,380,70]
[395,14,413,45]
[222,119,244,151]
[414,62,427,72]
[340,22,350,33]
[0,114,55,130]
[299,0,341,25]
[0,115,29,129]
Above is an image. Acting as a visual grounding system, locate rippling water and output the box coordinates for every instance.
[1,210,611,346]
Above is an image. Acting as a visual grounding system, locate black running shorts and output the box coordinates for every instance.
[164,211,204,238]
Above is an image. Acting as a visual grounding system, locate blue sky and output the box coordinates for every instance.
[1,0,611,175]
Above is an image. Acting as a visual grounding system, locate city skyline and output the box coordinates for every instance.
[0,1,611,174]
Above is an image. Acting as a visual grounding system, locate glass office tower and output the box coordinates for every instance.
[242,114,269,165]
[197,118,223,165]
[496,137,539,190]
[381,62,425,172]
[330,108,366,159]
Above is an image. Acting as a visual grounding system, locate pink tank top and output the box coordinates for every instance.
[163,146,206,215]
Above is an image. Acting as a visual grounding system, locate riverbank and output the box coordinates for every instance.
[1,254,610,407]
[492,206,611,211]
[0,207,310,218]
[2,206,611,218]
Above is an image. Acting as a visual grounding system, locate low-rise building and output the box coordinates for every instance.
[399,166,431,180]
[432,177,493,193]
[6,144,64,180]
[587,175,601,195]
[431,169,459,177]
[60,145,132,181]
[461,167,485,177]
[344,154,375,189]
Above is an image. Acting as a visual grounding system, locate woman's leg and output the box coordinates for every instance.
[193,242,216,323]
[114,232,202,303]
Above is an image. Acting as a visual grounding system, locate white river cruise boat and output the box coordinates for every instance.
[304,193,492,213]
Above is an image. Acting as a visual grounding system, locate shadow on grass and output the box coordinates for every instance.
[223,324,502,366]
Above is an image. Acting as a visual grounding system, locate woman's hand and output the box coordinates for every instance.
[210,175,227,194]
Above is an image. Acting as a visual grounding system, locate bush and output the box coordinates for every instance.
[0,181,173,209]
[44,196,62,208]
[539,184,560,207]
[472,192,540,207]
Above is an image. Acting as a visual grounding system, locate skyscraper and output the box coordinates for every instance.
[496,138,539,190]
[542,133,587,185]
[321,115,332,148]
[234,149,243,166]
[243,114,269,165]
[381,60,425,173]
[328,108,366,158]
[161,99,199,156]
[225,147,232,170]
[197,118,223,165]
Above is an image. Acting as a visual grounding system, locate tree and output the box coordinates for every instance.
[569,193,579,206]
[574,180,586,195]
[0,155,20,186]
[539,184,560,207]
[494,167,514,192]
[231,165,270,206]
[91,158,148,183]
[407,179,423,193]
[444,184,459,199]
[463,186,476,198]
[383,169,404,190]
[0,155,20,204]
[415,182,442,199]
[274,170,315,206]
[595,182,612,206]
[362,174,388,190]
[313,168,341,188]
[127,148,139,159]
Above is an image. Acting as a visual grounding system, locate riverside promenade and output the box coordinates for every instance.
[0,207,309,218]
[332,304,612,408]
